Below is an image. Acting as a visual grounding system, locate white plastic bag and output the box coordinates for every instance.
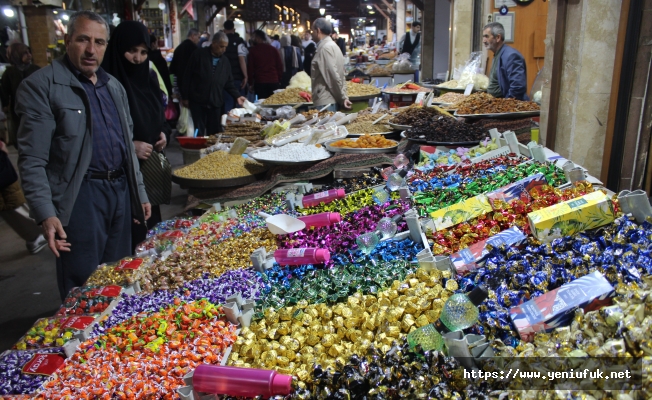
[178,106,195,137]
[456,52,486,89]
[392,53,414,73]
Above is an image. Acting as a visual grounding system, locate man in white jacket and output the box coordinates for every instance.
[310,18,351,110]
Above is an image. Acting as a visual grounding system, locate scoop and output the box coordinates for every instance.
[258,212,306,235]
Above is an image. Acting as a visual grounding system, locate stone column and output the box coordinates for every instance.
[421,0,435,80]
[23,6,57,67]
[540,0,621,178]
[450,0,472,73]
[396,0,406,43]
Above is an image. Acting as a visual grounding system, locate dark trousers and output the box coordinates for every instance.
[56,175,132,301]
[223,79,245,114]
[131,204,162,252]
[189,102,222,136]
[254,82,280,101]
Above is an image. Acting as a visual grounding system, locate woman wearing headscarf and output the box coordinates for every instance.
[101,21,171,250]
[0,43,39,147]
[278,34,302,88]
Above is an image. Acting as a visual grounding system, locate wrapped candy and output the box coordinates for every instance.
[84,256,152,288]
[55,285,122,316]
[13,316,96,350]
[0,348,66,396]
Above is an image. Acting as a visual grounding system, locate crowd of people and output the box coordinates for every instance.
[0,9,528,303]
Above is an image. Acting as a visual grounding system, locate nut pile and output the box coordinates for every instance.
[367,64,392,76]
[405,115,489,143]
[262,88,311,105]
[330,135,397,149]
[390,106,450,126]
[455,92,540,114]
[174,151,267,180]
[346,81,381,97]
[431,92,466,105]
[346,113,392,134]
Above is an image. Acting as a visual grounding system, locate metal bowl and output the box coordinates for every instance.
[324,138,399,154]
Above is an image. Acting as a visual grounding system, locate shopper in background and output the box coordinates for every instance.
[303,41,316,76]
[222,20,248,114]
[301,31,314,50]
[148,34,172,96]
[399,21,422,78]
[331,32,346,56]
[311,18,350,110]
[0,140,47,254]
[15,11,150,300]
[291,35,303,57]
[101,21,170,251]
[278,34,302,88]
[198,31,210,48]
[483,22,528,100]
[271,34,281,50]
[0,43,40,147]
[181,32,245,136]
[0,28,9,63]
[247,30,282,100]
[169,28,199,93]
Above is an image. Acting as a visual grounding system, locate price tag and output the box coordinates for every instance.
[415,92,426,105]
[425,93,434,107]
[464,83,474,96]
[372,99,383,113]
[115,258,144,271]
[22,353,66,376]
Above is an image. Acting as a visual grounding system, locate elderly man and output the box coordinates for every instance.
[483,22,528,100]
[181,32,246,136]
[311,18,351,110]
[15,11,150,300]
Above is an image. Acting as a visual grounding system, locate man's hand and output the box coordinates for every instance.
[133,203,152,225]
[236,96,247,106]
[42,216,71,257]
[134,140,153,160]
[154,132,167,152]
[343,99,352,109]
[241,77,248,89]
[181,99,189,108]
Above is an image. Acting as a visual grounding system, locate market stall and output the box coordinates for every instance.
[2,87,649,399]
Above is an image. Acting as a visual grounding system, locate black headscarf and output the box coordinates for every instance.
[101,21,163,145]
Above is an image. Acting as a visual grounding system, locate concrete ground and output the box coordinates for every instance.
[0,137,188,351]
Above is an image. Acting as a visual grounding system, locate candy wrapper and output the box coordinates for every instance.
[528,191,615,242]
[84,256,152,289]
[485,173,548,209]
[449,226,527,275]
[55,285,123,316]
[13,316,97,350]
[509,271,615,342]
[0,348,66,396]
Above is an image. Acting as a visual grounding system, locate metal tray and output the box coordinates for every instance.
[454,110,540,119]
[324,138,399,154]
[259,102,313,108]
[247,148,332,166]
[388,121,412,131]
[346,131,395,138]
[400,131,481,146]
[348,93,381,101]
[171,166,264,188]
[433,85,486,93]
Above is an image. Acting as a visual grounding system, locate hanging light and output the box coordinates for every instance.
[2,8,14,17]
[319,8,325,15]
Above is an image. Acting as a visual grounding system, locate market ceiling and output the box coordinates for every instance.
[275,0,422,22]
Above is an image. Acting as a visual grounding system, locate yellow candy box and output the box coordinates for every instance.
[528,191,615,242]
[430,194,493,231]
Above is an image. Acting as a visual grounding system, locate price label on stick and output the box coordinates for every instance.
[372,99,383,113]
[415,92,426,105]
[464,83,474,96]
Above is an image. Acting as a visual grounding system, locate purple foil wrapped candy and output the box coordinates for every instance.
[0,348,65,395]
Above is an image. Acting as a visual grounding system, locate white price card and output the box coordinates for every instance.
[415,92,426,105]
[495,0,516,7]
[464,83,474,96]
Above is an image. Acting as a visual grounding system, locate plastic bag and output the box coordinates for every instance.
[456,52,486,89]
[275,106,296,120]
[530,67,546,104]
[177,106,194,136]
[392,53,414,73]
[288,71,312,91]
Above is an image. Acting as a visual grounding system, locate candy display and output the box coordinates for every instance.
[173,151,267,180]
[6,110,650,400]
[329,135,397,148]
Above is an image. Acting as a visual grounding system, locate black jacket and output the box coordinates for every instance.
[169,39,197,88]
[181,47,240,108]
[225,32,246,81]
[149,49,172,95]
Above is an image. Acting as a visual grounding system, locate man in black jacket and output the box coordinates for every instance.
[222,20,248,114]
[169,28,199,91]
[181,32,245,136]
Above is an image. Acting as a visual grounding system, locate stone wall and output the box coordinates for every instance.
[23,7,57,68]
